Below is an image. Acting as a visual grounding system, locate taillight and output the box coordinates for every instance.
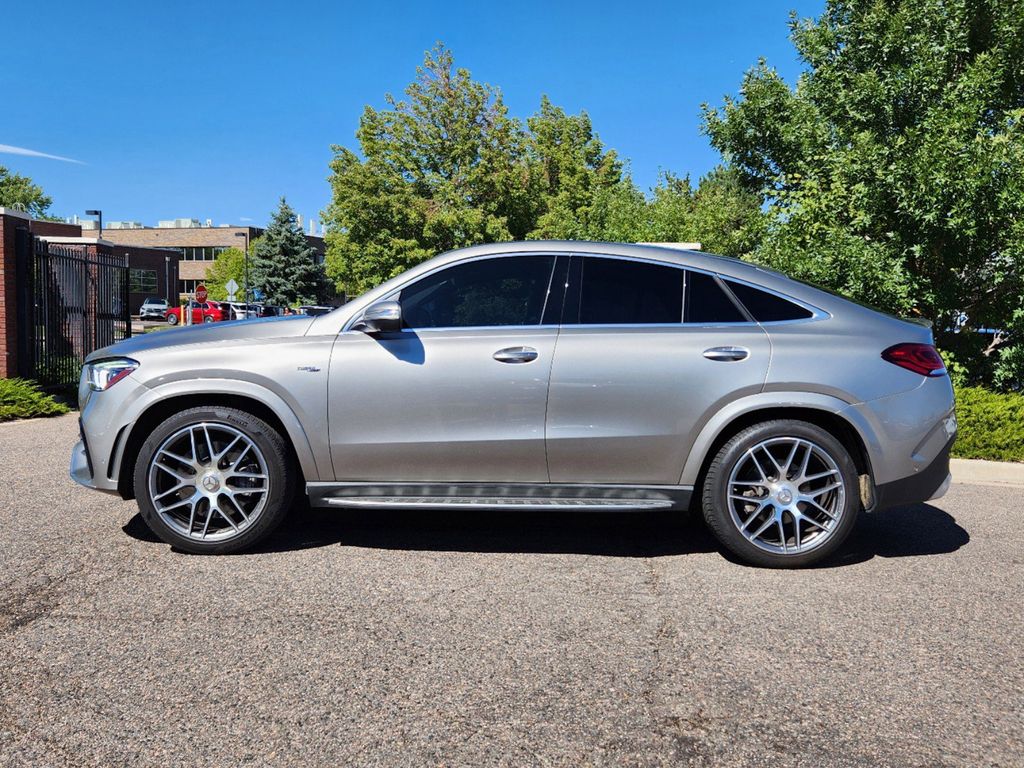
[881,343,947,377]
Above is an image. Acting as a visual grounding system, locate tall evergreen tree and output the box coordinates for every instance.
[250,198,329,306]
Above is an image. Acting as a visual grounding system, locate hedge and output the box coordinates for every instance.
[952,386,1024,462]
[0,378,71,422]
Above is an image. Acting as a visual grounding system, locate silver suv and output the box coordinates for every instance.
[71,242,956,567]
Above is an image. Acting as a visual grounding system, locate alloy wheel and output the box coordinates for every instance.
[147,422,270,541]
[726,437,846,555]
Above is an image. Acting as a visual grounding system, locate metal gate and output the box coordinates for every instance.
[16,235,131,386]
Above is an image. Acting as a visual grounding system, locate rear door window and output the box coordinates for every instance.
[575,257,684,325]
[684,271,747,323]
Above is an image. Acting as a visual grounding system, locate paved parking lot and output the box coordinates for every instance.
[1,414,1021,767]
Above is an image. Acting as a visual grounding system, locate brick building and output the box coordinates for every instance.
[83,222,326,297]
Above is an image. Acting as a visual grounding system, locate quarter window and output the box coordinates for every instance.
[577,258,684,325]
[724,280,814,322]
[399,256,557,329]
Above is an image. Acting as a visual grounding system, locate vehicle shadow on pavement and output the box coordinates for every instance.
[255,507,718,558]
[122,501,968,563]
[817,503,969,568]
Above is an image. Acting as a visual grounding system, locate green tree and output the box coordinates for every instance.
[526,96,626,239]
[0,165,52,218]
[639,167,766,257]
[324,43,534,296]
[203,247,247,301]
[250,199,330,306]
[702,0,1024,386]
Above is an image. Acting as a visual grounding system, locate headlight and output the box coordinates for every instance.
[86,358,139,391]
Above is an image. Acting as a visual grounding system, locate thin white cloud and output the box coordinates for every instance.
[239,216,253,222]
[0,143,84,164]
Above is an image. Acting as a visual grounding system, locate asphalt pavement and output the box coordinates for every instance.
[1,414,1021,767]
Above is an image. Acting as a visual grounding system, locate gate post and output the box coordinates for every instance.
[0,211,32,379]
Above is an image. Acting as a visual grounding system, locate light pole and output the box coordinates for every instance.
[164,255,171,303]
[85,209,102,238]
[234,230,249,307]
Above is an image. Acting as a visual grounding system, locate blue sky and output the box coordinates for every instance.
[1,0,822,229]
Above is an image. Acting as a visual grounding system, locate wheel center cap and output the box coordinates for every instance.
[776,487,793,505]
[201,473,221,493]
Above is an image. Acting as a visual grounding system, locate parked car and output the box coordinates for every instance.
[139,297,169,320]
[225,302,259,321]
[72,241,956,567]
[164,301,225,325]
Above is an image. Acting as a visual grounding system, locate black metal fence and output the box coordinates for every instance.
[16,236,131,386]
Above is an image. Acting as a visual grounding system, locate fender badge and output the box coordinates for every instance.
[297,365,321,372]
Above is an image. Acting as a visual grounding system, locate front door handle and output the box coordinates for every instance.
[493,346,539,364]
[703,346,749,362]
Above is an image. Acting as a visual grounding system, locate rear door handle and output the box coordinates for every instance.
[493,346,539,364]
[703,346,749,362]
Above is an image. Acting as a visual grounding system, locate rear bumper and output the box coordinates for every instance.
[873,436,954,510]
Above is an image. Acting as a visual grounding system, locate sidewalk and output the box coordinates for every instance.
[952,458,1024,488]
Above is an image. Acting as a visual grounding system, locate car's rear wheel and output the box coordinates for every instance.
[203,315,215,323]
[166,313,178,325]
[702,419,859,568]
[133,406,294,554]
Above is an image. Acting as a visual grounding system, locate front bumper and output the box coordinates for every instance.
[72,376,150,495]
[69,438,119,495]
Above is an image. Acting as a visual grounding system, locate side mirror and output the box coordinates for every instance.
[354,300,402,334]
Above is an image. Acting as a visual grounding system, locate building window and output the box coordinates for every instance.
[130,268,158,294]
[179,279,200,295]
[179,246,228,261]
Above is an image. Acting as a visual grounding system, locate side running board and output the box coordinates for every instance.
[322,496,674,511]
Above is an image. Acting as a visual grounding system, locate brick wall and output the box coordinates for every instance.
[31,220,83,238]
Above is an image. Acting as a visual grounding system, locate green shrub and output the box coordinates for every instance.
[0,378,71,422]
[952,387,1024,462]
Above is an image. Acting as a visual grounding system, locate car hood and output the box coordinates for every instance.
[85,315,314,362]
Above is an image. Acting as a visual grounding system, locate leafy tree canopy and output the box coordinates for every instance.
[324,44,762,295]
[702,0,1024,386]
[250,198,330,306]
[0,165,53,219]
[203,247,247,302]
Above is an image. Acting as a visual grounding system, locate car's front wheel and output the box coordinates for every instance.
[166,313,178,325]
[133,406,294,554]
[702,419,860,568]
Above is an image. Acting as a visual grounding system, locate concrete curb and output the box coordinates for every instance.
[951,458,1024,488]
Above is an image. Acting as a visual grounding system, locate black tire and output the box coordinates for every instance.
[133,406,295,554]
[166,313,178,325]
[203,315,215,323]
[702,419,860,568]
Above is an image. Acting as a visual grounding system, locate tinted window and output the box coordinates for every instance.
[684,271,746,323]
[400,256,556,329]
[577,258,683,324]
[725,280,813,322]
